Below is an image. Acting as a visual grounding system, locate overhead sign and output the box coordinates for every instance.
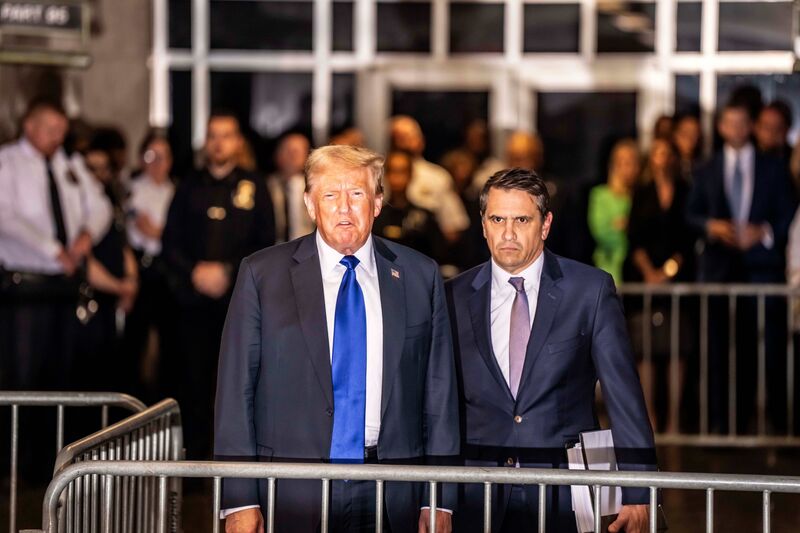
[0,1,83,33]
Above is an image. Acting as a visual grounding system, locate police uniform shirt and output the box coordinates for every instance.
[0,138,112,274]
[160,166,276,287]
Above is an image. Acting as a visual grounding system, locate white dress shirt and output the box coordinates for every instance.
[723,143,773,248]
[489,254,544,386]
[0,138,112,273]
[126,174,175,256]
[407,158,469,233]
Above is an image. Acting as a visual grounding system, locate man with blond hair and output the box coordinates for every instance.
[215,144,459,532]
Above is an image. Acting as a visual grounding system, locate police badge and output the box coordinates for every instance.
[232,179,256,210]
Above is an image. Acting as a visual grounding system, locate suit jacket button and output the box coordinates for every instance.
[514,415,522,424]
[506,457,515,466]
[326,408,333,416]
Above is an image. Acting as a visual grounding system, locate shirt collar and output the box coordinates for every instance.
[724,142,754,163]
[315,231,377,277]
[490,251,545,294]
[19,137,64,164]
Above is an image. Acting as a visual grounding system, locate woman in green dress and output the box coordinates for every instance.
[588,138,641,284]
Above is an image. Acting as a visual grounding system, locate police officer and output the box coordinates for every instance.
[160,110,275,459]
[0,98,112,390]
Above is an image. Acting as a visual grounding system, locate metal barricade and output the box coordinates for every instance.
[617,283,800,446]
[49,399,183,533]
[32,460,800,533]
[0,392,146,533]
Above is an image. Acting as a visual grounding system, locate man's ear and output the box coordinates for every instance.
[541,211,553,240]
[303,192,316,222]
[373,193,383,218]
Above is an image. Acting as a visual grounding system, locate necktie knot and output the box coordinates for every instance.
[340,255,360,271]
[509,277,526,293]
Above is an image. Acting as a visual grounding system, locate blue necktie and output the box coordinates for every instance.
[329,255,367,462]
[730,154,743,220]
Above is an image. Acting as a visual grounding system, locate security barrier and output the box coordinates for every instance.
[617,283,800,446]
[31,460,800,533]
[1,392,146,533]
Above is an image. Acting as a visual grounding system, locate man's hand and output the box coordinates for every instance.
[69,231,93,262]
[117,277,139,313]
[225,508,264,533]
[56,248,76,276]
[706,219,737,247]
[608,504,649,533]
[736,223,765,251]
[192,261,231,298]
[418,509,452,533]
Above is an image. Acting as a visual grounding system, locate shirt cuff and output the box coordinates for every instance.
[761,223,774,249]
[220,505,260,519]
[421,506,453,515]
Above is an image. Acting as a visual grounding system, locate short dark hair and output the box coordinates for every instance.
[761,100,793,131]
[23,97,66,121]
[479,167,550,219]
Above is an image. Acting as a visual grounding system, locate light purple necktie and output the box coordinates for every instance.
[508,277,530,398]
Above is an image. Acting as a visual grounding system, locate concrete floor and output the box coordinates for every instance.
[3,446,800,532]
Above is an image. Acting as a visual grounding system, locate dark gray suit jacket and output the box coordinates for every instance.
[214,232,459,532]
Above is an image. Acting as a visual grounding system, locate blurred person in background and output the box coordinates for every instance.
[267,132,315,243]
[373,149,447,263]
[624,138,696,432]
[653,114,674,141]
[78,139,139,391]
[588,138,640,284]
[125,132,175,400]
[441,148,489,271]
[0,98,112,391]
[672,114,703,183]
[389,115,469,241]
[161,110,275,458]
[89,126,131,184]
[687,101,797,433]
[237,137,258,172]
[754,101,793,166]
[462,118,503,196]
[328,126,365,147]
[792,138,800,194]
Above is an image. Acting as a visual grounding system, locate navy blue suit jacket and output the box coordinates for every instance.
[214,233,459,532]
[686,151,797,283]
[446,251,656,526]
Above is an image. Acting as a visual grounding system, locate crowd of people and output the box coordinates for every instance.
[1,86,800,463]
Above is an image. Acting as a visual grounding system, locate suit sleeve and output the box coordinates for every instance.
[423,266,461,510]
[214,257,262,509]
[686,169,712,237]
[590,273,657,505]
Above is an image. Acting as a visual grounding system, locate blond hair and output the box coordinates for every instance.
[304,145,385,194]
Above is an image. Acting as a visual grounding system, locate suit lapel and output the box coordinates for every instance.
[713,155,732,218]
[468,262,514,400]
[748,155,764,222]
[290,234,333,409]
[374,238,407,421]
[518,250,563,393]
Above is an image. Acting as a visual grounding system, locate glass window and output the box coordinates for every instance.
[536,91,638,183]
[718,2,794,52]
[676,2,701,52]
[211,71,313,171]
[675,74,700,116]
[523,4,580,53]
[209,0,313,51]
[449,3,504,54]
[168,0,191,49]
[391,90,489,163]
[331,73,356,134]
[596,2,656,53]
[168,70,193,178]
[333,1,354,52]
[377,2,431,53]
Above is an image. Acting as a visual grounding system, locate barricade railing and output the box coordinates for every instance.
[0,392,147,533]
[32,460,800,533]
[49,398,183,533]
[617,283,800,445]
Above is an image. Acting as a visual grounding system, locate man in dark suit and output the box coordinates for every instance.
[446,168,656,533]
[215,145,459,533]
[687,102,797,433]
